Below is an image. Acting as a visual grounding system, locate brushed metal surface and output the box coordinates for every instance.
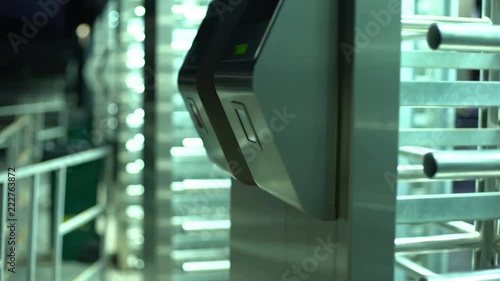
[230,181,337,281]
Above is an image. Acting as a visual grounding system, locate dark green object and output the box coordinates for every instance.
[45,125,103,262]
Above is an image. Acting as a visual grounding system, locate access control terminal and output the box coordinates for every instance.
[181,0,339,220]
[178,0,255,185]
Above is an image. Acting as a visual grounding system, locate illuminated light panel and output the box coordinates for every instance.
[182,179,231,189]
[171,41,192,50]
[171,5,207,20]
[182,220,231,231]
[126,205,144,219]
[135,33,145,42]
[126,185,144,196]
[134,6,146,17]
[126,159,145,174]
[126,114,144,128]
[126,57,145,69]
[135,108,145,118]
[182,261,230,272]
[127,48,145,58]
[170,146,206,157]
[182,138,203,147]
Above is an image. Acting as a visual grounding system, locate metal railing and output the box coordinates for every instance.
[0,146,113,281]
[395,2,500,279]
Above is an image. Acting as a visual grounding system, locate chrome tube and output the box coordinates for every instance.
[59,205,105,236]
[0,116,29,145]
[419,269,500,281]
[423,150,500,179]
[402,15,491,33]
[400,146,433,161]
[438,221,477,234]
[398,165,426,180]
[395,233,481,254]
[53,168,67,281]
[74,261,102,281]
[0,100,65,117]
[99,152,114,280]
[427,23,500,52]
[395,257,437,278]
[0,146,112,180]
[28,175,41,281]
[397,192,500,224]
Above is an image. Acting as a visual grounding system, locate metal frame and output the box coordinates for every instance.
[394,1,500,279]
[0,146,113,281]
[333,0,401,280]
[143,0,160,278]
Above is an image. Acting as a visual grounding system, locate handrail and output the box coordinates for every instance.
[0,100,65,117]
[0,116,30,145]
[59,205,105,236]
[0,146,112,180]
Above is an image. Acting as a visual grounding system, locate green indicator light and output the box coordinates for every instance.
[234,44,249,55]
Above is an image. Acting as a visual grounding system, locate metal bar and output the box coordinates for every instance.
[53,168,67,281]
[33,112,45,162]
[399,146,433,161]
[57,107,69,144]
[143,0,159,278]
[402,51,500,70]
[73,261,102,281]
[333,0,400,280]
[0,100,65,117]
[37,127,66,141]
[28,174,41,281]
[395,256,438,278]
[437,221,477,234]
[423,150,500,179]
[59,205,105,236]
[398,165,429,181]
[99,152,113,280]
[0,116,29,145]
[400,81,500,107]
[0,181,7,280]
[401,15,491,33]
[397,163,461,182]
[0,146,112,181]
[397,192,500,224]
[427,23,500,52]
[399,129,500,147]
[419,269,500,281]
[395,233,481,254]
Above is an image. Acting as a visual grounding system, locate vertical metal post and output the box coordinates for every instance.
[99,152,114,280]
[59,106,69,145]
[33,113,45,162]
[334,0,400,280]
[490,0,500,267]
[25,114,35,163]
[0,181,7,280]
[474,0,500,270]
[143,0,159,279]
[27,174,41,281]
[11,133,20,166]
[53,168,67,281]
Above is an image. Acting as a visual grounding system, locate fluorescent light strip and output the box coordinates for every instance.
[182,260,230,272]
[182,220,231,231]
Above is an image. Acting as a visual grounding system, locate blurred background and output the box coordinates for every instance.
[0,0,230,280]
